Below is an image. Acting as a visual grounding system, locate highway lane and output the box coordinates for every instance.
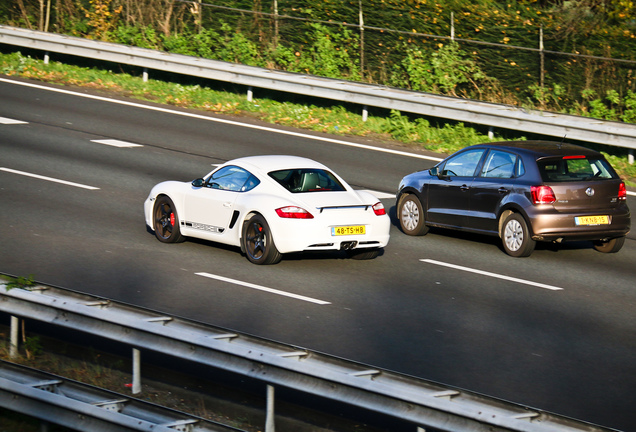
[1,77,635,431]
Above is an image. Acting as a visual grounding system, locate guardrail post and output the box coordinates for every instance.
[247,87,254,102]
[265,384,275,432]
[629,149,634,165]
[362,105,368,122]
[488,126,494,140]
[43,52,50,65]
[132,348,141,394]
[10,315,19,359]
[142,68,148,82]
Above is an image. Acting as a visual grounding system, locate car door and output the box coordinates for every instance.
[183,166,253,235]
[467,149,518,232]
[426,148,486,227]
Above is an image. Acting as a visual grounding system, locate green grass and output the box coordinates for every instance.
[2,51,635,184]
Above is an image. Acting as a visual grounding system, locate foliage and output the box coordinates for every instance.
[283,24,361,80]
[4,274,36,291]
[391,41,498,98]
[82,0,123,41]
[1,1,635,123]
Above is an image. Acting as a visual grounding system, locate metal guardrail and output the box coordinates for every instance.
[1,25,636,151]
[0,282,619,432]
[0,360,244,432]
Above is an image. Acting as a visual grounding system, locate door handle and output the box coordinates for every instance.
[460,184,470,191]
[498,187,508,194]
[223,202,232,207]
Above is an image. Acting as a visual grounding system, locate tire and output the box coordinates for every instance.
[501,213,535,257]
[398,194,429,236]
[242,214,282,265]
[153,195,184,243]
[593,236,625,253]
[347,248,381,260]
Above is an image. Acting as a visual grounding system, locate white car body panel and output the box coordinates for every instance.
[144,155,390,257]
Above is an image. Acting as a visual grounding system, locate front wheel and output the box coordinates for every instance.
[398,194,429,236]
[153,196,184,243]
[242,214,282,265]
[501,213,535,257]
[593,236,625,253]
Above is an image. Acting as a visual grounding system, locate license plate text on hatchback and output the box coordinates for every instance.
[332,225,366,236]
[575,215,610,225]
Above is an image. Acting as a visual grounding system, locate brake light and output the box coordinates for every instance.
[563,155,586,159]
[531,185,556,204]
[275,206,314,219]
[372,202,386,216]
[618,182,627,201]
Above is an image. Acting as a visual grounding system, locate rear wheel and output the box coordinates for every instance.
[593,236,625,253]
[501,213,535,257]
[153,196,184,243]
[398,194,429,236]
[242,214,282,265]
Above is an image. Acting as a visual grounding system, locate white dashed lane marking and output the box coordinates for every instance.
[0,116,27,124]
[91,139,143,148]
[420,259,564,291]
[0,167,100,190]
[196,272,332,305]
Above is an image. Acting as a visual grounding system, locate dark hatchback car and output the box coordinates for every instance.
[396,141,631,257]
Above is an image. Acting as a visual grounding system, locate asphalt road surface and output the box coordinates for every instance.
[1,76,635,431]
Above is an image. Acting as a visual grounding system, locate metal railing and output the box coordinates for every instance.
[0,360,244,432]
[1,25,636,152]
[0,281,619,432]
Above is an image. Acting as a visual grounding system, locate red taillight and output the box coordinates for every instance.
[275,206,314,219]
[563,155,586,159]
[372,202,386,216]
[618,182,627,201]
[531,185,556,204]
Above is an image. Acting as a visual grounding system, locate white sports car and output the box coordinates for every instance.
[144,155,391,264]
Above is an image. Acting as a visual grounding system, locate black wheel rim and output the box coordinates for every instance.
[155,202,175,240]
[245,220,266,260]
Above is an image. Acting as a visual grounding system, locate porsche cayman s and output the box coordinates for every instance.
[144,155,391,264]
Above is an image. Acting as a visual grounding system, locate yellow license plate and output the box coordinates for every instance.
[332,225,366,236]
[575,215,609,225]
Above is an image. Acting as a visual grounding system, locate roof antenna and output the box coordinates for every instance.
[558,134,567,148]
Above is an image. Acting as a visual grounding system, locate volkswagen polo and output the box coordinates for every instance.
[396,141,630,257]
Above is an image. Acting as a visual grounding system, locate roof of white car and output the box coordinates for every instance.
[229,155,328,173]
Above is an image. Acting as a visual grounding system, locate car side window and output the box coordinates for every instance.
[480,150,516,179]
[206,166,260,192]
[441,149,485,177]
[269,169,346,193]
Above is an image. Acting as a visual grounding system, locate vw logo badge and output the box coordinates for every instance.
[585,187,595,197]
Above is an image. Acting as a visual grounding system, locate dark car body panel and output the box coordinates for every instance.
[397,141,631,246]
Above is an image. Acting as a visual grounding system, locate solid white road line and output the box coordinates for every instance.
[420,259,564,291]
[195,272,332,305]
[0,77,442,162]
[91,139,143,148]
[3,78,634,196]
[0,167,100,190]
[0,116,27,124]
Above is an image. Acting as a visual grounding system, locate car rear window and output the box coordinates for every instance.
[537,157,618,182]
[269,169,346,193]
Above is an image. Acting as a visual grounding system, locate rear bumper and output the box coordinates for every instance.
[528,206,630,242]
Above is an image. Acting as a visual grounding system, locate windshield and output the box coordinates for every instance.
[269,168,346,193]
[537,157,618,182]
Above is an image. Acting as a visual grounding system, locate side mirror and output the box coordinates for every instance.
[429,167,439,176]
[191,178,205,188]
